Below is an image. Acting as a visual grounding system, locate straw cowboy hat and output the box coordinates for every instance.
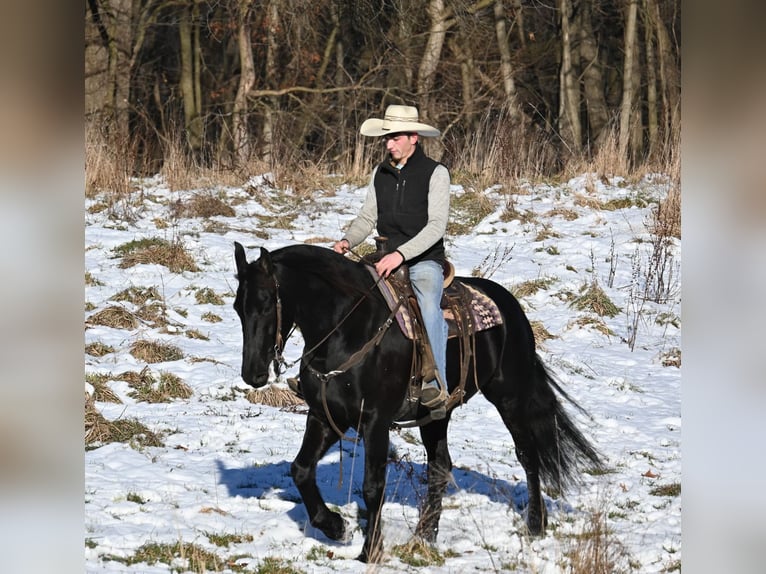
[359,105,440,137]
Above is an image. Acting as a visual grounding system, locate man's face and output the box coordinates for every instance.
[383,132,418,164]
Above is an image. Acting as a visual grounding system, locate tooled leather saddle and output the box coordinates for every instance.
[362,237,503,421]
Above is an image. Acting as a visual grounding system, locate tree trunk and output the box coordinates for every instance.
[643,0,658,158]
[648,0,681,152]
[494,0,521,122]
[262,0,281,164]
[579,0,609,152]
[179,0,203,153]
[233,0,255,165]
[417,0,448,115]
[618,0,639,163]
[558,0,582,155]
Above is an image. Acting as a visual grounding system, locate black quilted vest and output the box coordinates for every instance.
[374,145,445,265]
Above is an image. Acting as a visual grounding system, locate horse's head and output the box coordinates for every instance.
[233,242,281,388]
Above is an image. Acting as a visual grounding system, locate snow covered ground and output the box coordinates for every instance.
[84,172,681,572]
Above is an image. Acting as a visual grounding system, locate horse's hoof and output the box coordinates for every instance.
[525,519,545,537]
[316,511,345,541]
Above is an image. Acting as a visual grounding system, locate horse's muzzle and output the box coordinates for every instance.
[241,369,270,388]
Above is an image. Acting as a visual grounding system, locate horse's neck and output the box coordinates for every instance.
[281,268,377,348]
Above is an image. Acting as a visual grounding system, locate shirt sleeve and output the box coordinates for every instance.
[342,168,378,248]
[396,164,451,261]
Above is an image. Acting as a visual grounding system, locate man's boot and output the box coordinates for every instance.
[420,375,448,420]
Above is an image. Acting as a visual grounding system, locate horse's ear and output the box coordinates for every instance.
[258,247,274,274]
[234,241,248,276]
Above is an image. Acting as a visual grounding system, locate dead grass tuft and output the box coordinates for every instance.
[85,373,122,403]
[530,320,555,346]
[85,121,134,198]
[135,302,168,328]
[86,306,139,330]
[246,385,305,408]
[116,237,200,273]
[129,339,184,363]
[171,192,235,219]
[563,509,632,574]
[201,312,222,323]
[111,286,162,306]
[391,538,446,567]
[659,347,681,368]
[194,287,225,305]
[85,394,164,449]
[545,207,579,221]
[448,190,496,235]
[512,277,555,298]
[650,186,681,240]
[102,540,225,571]
[85,341,115,357]
[572,282,620,317]
[569,315,616,336]
[125,369,193,403]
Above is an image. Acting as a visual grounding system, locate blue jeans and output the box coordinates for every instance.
[408,260,447,387]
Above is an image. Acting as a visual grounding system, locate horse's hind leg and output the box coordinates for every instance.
[415,417,452,543]
[482,387,547,536]
[290,412,345,541]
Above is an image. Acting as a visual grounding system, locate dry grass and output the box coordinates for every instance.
[563,509,633,574]
[650,186,681,240]
[101,540,227,572]
[86,306,139,330]
[111,286,162,306]
[85,373,123,403]
[129,339,184,363]
[201,312,222,323]
[85,394,163,449]
[85,121,134,198]
[246,386,305,408]
[391,538,446,567]
[447,190,495,235]
[194,287,225,305]
[569,315,616,337]
[171,192,235,219]
[85,341,115,357]
[545,207,580,221]
[125,369,193,403]
[512,277,556,298]
[116,237,200,273]
[572,282,620,317]
[530,320,555,345]
[135,302,168,328]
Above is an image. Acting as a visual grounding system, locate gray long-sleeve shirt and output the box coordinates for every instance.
[342,164,450,261]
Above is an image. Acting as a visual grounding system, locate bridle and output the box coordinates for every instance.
[261,263,404,443]
[267,264,403,384]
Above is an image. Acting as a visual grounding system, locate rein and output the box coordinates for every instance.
[269,261,403,443]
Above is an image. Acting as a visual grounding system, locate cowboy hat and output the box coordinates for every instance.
[359,105,440,137]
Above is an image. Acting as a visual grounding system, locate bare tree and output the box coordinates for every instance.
[618,0,639,163]
[558,0,582,156]
[232,0,255,165]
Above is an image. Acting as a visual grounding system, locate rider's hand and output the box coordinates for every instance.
[333,239,350,254]
[375,251,404,277]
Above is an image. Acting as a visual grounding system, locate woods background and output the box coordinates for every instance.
[84,0,680,187]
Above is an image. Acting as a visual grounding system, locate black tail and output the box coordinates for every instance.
[529,354,604,493]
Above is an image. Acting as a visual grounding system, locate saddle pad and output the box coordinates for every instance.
[367,267,503,340]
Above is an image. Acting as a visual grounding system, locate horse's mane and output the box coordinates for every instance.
[270,244,373,296]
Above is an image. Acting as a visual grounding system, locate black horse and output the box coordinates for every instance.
[233,242,602,562]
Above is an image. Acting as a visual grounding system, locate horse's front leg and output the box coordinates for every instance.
[290,412,345,541]
[415,418,452,543]
[357,420,391,563]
